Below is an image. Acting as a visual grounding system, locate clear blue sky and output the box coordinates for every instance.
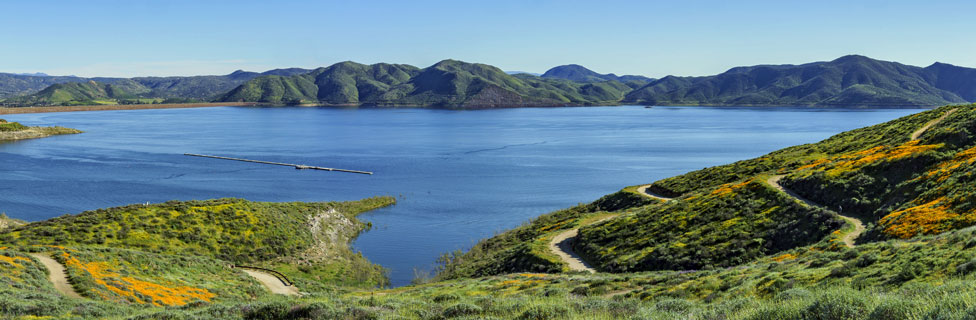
[2,0,974,78]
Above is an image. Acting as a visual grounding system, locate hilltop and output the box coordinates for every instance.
[541,64,654,83]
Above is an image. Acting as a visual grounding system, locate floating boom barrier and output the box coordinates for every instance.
[184,153,373,175]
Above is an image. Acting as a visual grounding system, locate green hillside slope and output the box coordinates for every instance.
[625,55,976,107]
[439,104,976,279]
[3,80,137,106]
[219,60,637,108]
[0,197,395,287]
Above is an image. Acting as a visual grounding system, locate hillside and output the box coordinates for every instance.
[0,197,395,288]
[625,55,976,107]
[3,80,137,106]
[438,104,976,280]
[0,68,311,101]
[219,60,638,108]
[541,64,654,83]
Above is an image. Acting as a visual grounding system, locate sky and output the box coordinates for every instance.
[1,0,974,78]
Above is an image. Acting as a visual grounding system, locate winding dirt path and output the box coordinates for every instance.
[29,253,83,299]
[242,269,300,296]
[636,185,674,201]
[767,175,864,248]
[548,216,618,273]
[911,108,958,140]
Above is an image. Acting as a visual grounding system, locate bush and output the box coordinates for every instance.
[518,305,570,320]
[432,293,461,303]
[956,259,976,275]
[802,289,869,320]
[442,303,483,318]
[867,297,923,320]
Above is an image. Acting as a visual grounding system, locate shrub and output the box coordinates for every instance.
[442,303,482,318]
[653,298,694,313]
[867,297,923,320]
[956,259,976,275]
[802,289,869,320]
[432,293,461,303]
[518,305,570,320]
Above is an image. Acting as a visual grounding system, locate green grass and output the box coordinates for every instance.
[45,246,268,306]
[0,197,396,288]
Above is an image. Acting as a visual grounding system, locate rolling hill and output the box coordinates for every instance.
[219,60,637,108]
[3,80,136,106]
[625,55,976,107]
[0,68,311,101]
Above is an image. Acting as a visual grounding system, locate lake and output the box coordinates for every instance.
[0,105,921,286]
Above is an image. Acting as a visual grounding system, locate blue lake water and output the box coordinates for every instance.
[0,105,921,286]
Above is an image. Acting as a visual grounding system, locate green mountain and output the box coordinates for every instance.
[625,55,976,107]
[541,64,654,83]
[3,80,138,106]
[220,60,637,108]
[0,68,311,101]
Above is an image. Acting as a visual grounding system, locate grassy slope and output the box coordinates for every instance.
[0,197,396,288]
[439,104,976,279]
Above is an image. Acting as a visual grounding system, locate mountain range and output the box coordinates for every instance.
[0,68,311,100]
[218,60,641,108]
[624,55,976,107]
[4,55,976,108]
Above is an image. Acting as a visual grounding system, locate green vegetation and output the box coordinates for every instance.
[0,119,82,141]
[0,120,27,132]
[2,80,139,106]
[51,246,267,306]
[6,55,976,108]
[0,197,395,288]
[7,104,976,319]
[625,55,976,107]
[578,177,841,272]
[220,60,641,108]
[441,104,976,277]
[0,69,312,102]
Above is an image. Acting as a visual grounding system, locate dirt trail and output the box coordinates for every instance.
[242,269,300,296]
[548,216,618,273]
[911,108,958,140]
[767,175,863,248]
[29,253,83,299]
[636,185,674,201]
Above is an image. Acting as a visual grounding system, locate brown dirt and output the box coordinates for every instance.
[548,215,619,273]
[29,253,84,299]
[767,175,864,248]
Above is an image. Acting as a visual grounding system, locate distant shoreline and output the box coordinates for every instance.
[0,102,257,115]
